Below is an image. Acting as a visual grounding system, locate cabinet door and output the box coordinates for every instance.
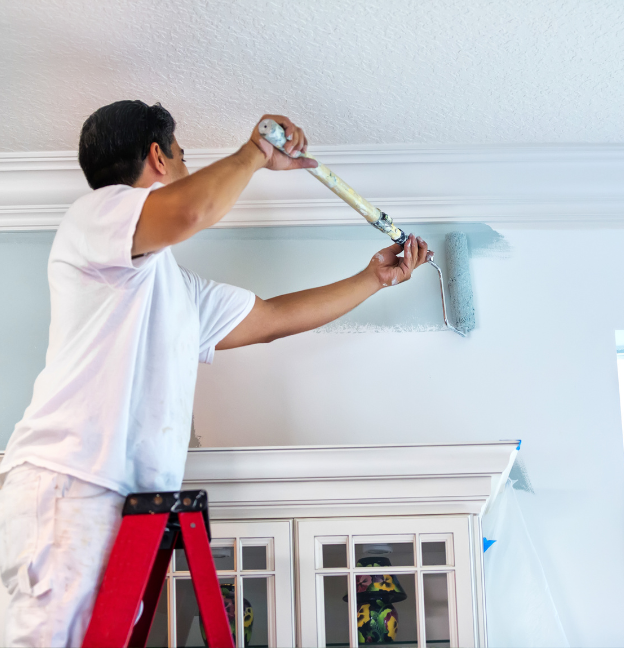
[147,519,294,648]
[296,516,474,648]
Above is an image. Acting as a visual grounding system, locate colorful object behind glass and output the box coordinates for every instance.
[200,583,254,647]
[358,599,399,644]
[343,556,406,643]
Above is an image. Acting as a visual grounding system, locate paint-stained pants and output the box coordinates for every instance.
[0,463,125,647]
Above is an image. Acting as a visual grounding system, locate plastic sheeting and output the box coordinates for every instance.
[482,479,569,647]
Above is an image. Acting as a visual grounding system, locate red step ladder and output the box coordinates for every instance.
[82,490,235,648]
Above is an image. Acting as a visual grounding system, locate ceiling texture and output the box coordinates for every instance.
[1,0,623,152]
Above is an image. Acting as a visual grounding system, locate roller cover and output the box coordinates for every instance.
[445,232,475,334]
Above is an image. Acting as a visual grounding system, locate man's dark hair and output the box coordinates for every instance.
[78,100,176,189]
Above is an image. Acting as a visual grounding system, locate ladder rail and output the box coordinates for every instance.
[82,513,169,648]
[82,490,233,648]
[180,511,235,648]
[128,532,177,648]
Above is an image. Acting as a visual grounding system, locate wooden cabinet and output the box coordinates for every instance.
[149,442,517,648]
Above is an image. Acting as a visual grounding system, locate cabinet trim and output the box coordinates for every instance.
[182,442,518,520]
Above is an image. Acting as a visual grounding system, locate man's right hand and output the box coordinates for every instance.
[248,114,319,171]
[134,115,318,257]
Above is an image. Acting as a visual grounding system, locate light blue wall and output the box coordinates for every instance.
[0,222,501,447]
[0,232,54,448]
[172,223,505,332]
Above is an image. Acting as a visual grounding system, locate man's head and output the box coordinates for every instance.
[78,100,188,190]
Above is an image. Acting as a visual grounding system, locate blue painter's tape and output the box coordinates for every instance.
[483,537,496,553]
[516,440,522,450]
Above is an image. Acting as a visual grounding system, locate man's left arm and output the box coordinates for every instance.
[216,234,429,350]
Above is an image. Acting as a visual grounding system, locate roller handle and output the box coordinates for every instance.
[258,119,408,246]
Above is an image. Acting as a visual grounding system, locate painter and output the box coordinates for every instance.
[0,102,432,648]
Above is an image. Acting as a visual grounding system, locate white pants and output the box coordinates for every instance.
[0,464,125,647]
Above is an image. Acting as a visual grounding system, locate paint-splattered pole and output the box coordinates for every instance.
[259,119,408,245]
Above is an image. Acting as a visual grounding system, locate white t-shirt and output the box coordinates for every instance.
[0,183,255,495]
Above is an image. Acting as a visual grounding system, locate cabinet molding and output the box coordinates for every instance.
[182,442,518,520]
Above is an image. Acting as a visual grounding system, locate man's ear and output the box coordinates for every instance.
[146,142,167,176]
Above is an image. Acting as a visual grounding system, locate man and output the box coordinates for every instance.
[0,100,429,647]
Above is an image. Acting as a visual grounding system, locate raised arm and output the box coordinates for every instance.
[216,234,431,349]
[131,115,318,257]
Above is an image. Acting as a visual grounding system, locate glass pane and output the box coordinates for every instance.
[175,577,238,647]
[423,573,450,647]
[175,549,189,572]
[146,579,168,648]
[175,578,204,648]
[354,542,414,567]
[356,573,416,645]
[242,545,267,571]
[323,575,349,647]
[322,543,348,568]
[213,543,236,571]
[422,542,447,566]
[242,577,269,647]
[176,541,236,572]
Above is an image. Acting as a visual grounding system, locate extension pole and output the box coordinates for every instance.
[259,119,408,245]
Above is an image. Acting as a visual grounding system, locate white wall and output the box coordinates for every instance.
[186,226,624,646]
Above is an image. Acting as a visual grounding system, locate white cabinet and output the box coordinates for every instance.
[148,520,294,648]
[296,516,474,647]
[150,442,517,648]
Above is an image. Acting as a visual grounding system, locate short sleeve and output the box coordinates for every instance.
[178,266,256,364]
[78,182,165,271]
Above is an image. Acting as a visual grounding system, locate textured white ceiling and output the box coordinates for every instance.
[1,0,624,151]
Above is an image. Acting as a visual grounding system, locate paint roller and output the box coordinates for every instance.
[259,119,475,336]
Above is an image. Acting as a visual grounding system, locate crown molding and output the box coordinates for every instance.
[3,143,624,168]
[2,144,624,231]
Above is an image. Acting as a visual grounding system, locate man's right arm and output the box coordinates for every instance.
[131,115,317,256]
